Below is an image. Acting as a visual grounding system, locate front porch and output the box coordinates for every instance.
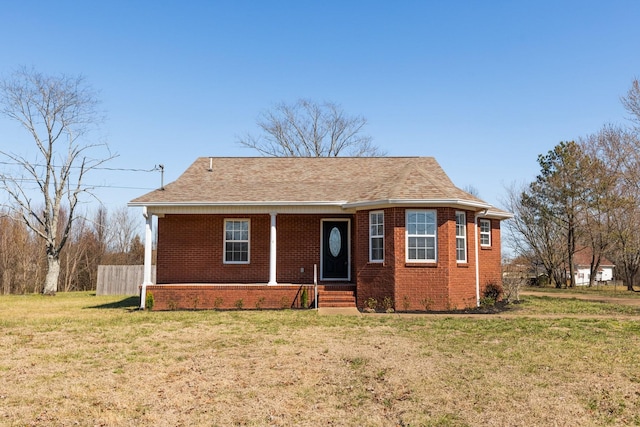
[144,283,356,311]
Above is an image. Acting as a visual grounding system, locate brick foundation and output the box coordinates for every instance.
[145,284,315,311]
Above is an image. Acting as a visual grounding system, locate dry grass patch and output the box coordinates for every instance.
[1,293,639,426]
[512,295,640,316]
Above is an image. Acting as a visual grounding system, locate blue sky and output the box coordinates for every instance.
[1,0,639,215]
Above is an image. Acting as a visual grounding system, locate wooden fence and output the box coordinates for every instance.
[96,265,156,295]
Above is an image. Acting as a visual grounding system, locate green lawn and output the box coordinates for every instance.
[1,292,639,426]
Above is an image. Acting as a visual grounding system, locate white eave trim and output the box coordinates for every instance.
[128,201,351,215]
[342,198,493,210]
[485,210,514,220]
[128,199,513,219]
[128,200,348,207]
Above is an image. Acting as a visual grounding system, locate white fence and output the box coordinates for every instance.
[96,265,156,295]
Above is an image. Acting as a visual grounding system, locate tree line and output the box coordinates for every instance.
[0,206,143,294]
[505,79,640,290]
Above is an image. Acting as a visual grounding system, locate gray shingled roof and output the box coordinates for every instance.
[130,157,507,215]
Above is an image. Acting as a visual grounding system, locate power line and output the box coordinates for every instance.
[0,177,157,191]
[0,160,161,173]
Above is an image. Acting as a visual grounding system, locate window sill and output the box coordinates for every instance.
[405,262,438,268]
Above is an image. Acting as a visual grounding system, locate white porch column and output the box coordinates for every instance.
[268,212,277,285]
[140,207,154,309]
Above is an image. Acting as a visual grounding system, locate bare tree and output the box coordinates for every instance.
[463,185,481,198]
[0,208,44,294]
[621,78,640,128]
[108,206,141,254]
[579,127,625,286]
[238,99,384,157]
[585,124,640,290]
[503,182,567,287]
[0,67,115,295]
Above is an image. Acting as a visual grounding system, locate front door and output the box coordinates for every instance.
[321,220,350,280]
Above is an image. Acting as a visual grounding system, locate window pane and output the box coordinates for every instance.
[456,238,465,262]
[226,242,248,262]
[426,222,435,235]
[480,219,491,246]
[407,210,436,261]
[371,237,383,261]
[225,220,249,262]
[426,248,435,260]
[426,237,435,252]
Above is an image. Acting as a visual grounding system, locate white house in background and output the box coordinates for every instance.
[573,248,615,285]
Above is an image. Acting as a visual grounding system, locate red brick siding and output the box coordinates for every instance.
[156,210,502,312]
[146,284,314,310]
[157,213,353,285]
[354,209,395,308]
[355,207,500,311]
[478,219,503,295]
[276,214,353,283]
[157,214,270,283]
[446,209,479,310]
[393,207,452,311]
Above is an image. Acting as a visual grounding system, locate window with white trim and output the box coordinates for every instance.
[480,218,491,247]
[456,211,467,263]
[224,219,250,263]
[369,211,384,262]
[406,210,437,262]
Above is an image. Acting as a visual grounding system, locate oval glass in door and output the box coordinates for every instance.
[329,227,342,257]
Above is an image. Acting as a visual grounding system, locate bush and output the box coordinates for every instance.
[364,297,378,312]
[480,296,495,307]
[301,288,308,308]
[382,296,394,313]
[420,298,433,311]
[145,291,154,311]
[483,282,504,304]
[402,295,410,311]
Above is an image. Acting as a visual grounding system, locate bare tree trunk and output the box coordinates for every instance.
[2,270,11,295]
[43,255,60,295]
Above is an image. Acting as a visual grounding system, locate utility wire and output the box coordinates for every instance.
[0,160,161,172]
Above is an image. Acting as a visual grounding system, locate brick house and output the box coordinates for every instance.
[129,157,511,311]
